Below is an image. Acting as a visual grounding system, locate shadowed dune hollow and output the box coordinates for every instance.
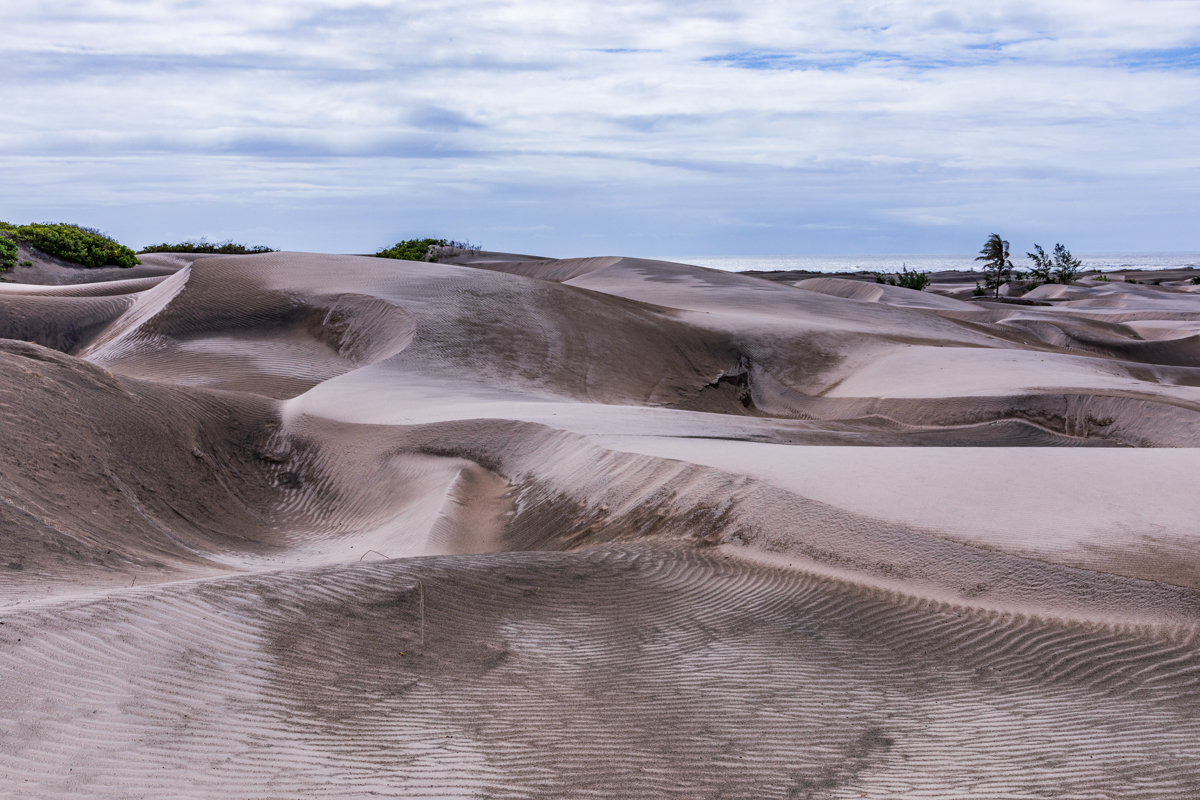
[3,251,1200,797]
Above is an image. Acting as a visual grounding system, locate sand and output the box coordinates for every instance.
[2,251,1200,797]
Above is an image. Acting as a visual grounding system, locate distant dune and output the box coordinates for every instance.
[2,250,1200,797]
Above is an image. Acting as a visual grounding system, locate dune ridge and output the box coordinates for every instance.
[2,251,1200,796]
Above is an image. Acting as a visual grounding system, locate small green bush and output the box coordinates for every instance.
[5,222,139,268]
[0,234,16,272]
[875,265,930,291]
[1093,274,1110,282]
[139,240,276,255]
[376,238,448,262]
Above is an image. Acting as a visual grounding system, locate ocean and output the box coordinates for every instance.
[672,252,1200,274]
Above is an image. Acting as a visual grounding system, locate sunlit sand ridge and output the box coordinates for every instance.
[2,250,1200,797]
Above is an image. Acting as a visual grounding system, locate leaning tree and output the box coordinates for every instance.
[976,233,1014,299]
[1026,244,1054,286]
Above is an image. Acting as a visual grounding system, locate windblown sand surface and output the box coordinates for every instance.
[2,251,1200,797]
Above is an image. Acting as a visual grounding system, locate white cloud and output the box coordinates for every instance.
[0,0,1198,254]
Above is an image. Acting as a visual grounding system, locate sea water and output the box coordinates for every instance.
[673,252,1200,274]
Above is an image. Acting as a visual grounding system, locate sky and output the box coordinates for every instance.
[1,0,1198,257]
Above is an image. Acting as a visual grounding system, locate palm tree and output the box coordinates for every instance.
[976,233,1013,299]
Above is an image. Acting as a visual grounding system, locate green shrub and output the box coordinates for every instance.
[894,266,930,291]
[1094,274,1110,282]
[875,265,930,291]
[6,222,139,268]
[0,233,16,272]
[139,240,276,255]
[376,238,448,262]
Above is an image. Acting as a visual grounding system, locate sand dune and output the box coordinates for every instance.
[2,251,1200,797]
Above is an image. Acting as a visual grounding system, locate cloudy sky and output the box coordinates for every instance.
[2,0,1198,256]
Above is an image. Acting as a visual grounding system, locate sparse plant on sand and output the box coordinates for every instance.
[1,222,139,268]
[976,233,1013,299]
[139,240,276,255]
[874,265,930,291]
[1094,274,1110,282]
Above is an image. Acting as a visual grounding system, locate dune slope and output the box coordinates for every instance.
[2,252,1200,797]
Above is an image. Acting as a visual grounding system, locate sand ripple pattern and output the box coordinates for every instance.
[1,548,1199,799]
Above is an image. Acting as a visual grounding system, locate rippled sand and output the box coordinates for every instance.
[2,251,1200,797]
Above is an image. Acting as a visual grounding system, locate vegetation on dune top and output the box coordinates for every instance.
[969,235,1086,298]
[376,238,448,262]
[875,265,930,291]
[1026,243,1082,286]
[139,240,276,255]
[0,232,16,273]
[375,238,482,262]
[0,221,140,269]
